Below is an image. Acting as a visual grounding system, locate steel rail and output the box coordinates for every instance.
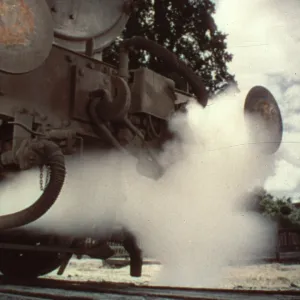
[1,242,300,263]
[0,277,300,300]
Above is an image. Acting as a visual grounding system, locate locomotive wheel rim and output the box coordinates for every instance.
[0,248,63,278]
[244,85,283,154]
[0,232,65,278]
[0,0,54,74]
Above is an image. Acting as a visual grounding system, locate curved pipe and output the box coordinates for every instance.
[87,98,126,151]
[120,36,208,107]
[0,140,66,230]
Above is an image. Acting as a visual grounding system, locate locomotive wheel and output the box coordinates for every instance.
[0,248,63,278]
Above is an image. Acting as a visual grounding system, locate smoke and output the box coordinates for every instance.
[0,90,276,287]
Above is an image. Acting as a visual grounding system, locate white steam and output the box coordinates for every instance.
[0,92,276,287]
[215,0,300,197]
[118,93,277,287]
[1,0,293,287]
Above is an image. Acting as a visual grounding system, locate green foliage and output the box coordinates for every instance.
[254,188,300,229]
[102,0,236,96]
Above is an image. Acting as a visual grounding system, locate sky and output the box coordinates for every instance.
[213,0,300,200]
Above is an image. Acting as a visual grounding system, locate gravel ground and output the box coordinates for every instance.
[45,258,300,290]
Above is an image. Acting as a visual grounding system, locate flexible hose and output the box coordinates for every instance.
[87,98,126,152]
[120,36,208,107]
[0,140,66,230]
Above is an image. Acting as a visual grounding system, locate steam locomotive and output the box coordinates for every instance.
[0,0,283,279]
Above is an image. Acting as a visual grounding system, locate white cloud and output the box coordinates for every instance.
[214,0,300,198]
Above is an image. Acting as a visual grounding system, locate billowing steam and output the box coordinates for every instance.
[215,0,300,196]
[118,92,277,287]
[2,0,295,288]
[0,90,276,287]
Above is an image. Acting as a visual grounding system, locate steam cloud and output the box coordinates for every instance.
[2,0,295,288]
[0,91,276,287]
[215,0,300,196]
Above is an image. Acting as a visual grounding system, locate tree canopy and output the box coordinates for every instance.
[253,188,300,229]
[102,0,236,96]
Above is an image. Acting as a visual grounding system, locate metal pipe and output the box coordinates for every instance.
[118,48,130,80]
[0,140,66,230]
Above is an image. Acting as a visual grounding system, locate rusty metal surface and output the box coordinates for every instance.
[46,0,131,53]
[92,76,131,121]
[72,64,112,123]
[0,46,71,121]
[130,68,176,120]
[0,1,34,45]
[0,44,116,137]
[0,0,54,74]
[12,111,33,152]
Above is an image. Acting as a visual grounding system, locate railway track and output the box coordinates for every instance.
[0,277,300,299]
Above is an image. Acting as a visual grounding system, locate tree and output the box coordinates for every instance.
[102,0,236,96]
[254,188,300,229]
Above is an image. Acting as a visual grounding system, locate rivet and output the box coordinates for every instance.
[40,115,47,121]
[87,62,95,69]
[78,69,84,77]
[65,55,73,63]
[62,120,70,127]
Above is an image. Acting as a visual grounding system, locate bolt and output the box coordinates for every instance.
[65,55,73,63]
[19,108,28,114]
[37,142,44,150]
[123,0,133,15]
[78,69,84,77]
[31,110,39,117]
[62,120,70,127]
[87,62,95,69]
[29,154,36,161]
[40,115,47,121]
